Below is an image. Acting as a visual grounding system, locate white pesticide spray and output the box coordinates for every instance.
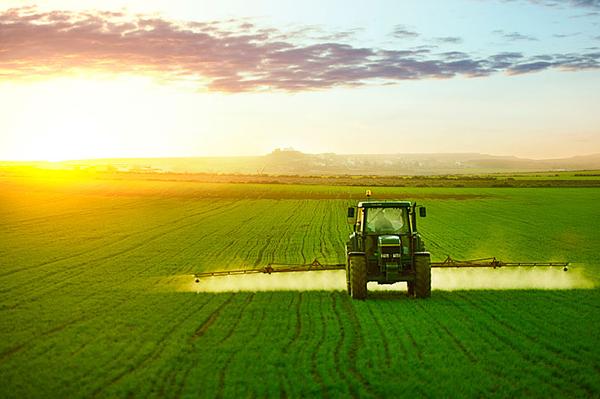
[173,265,595,293]
[431,265,595,291]
[180,270,346,293]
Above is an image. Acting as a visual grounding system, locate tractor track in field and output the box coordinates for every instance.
[373,300,431,397]
[465,295,595,393]
[405,330,422,360]
[215,293,270,399]
[190,211,263,270]
[2,202,249,304]
[0,315,88,364]
[166,293,255,399]
[540,290,599,308]
[275,294,298,397]
[310,295,327,396]
[299,229,308,265]
[268,202,305,265]
[292,292,303,345]
[383,303,413,359]
[459,292,600,379]
[331,293,352,395]
[217,293,255,345]
[332,293,373,398]
[154,295,231,398]
[458,292,585,363]
[390,306,431,397]
[318,206,327,261]
[415,300,478,364]
[0,197,147,228]
[449,293,585,395]
[91,295,215,398]
[448,296,576,392]
[192,294,236,340]
[364,303,393,368]
[2,287,159,371]
[333,203,347,261]
[170,294,245,399]
[340,295,375,395]
[0,200,242,281]
[253,236,273,267]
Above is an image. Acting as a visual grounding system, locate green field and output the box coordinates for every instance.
[1,172,599,397]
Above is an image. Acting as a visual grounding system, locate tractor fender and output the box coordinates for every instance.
[347,232,360,252]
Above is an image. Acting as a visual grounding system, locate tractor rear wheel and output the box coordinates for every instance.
[407,281,415,297]
[345,259,351,294]
[415,253,431,298]
[350,256,367,300]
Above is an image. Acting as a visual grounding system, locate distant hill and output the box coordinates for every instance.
[3,150,600,175]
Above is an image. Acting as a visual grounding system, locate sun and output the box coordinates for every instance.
[1,75,164,162]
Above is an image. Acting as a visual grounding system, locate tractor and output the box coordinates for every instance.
[345,200,430,299]
[193,192,569,299]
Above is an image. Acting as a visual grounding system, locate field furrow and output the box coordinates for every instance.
[1,177,599,398]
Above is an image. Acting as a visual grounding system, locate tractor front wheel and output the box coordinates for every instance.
[350,255,367,300]
[415,253,431,298]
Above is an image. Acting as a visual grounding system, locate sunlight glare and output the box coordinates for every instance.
[2,75,179,161]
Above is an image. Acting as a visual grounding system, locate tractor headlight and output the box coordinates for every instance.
[392,253,401,258]
[381,253,390,258]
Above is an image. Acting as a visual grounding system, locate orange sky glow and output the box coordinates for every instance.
[1,2,599,161]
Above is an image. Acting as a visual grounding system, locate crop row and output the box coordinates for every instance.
[1,176,599,397]
[2,289,598,398]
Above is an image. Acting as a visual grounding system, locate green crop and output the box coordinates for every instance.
[0,174,599,398]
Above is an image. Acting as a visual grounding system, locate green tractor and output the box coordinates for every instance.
[345,200,429,299]
[193,193,569,299]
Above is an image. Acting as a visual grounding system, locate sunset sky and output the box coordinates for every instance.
[1,0,599,161]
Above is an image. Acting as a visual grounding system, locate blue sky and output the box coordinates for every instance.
[0,0,598,160]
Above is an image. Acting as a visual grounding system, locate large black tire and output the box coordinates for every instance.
[415,253,431,298]
[407,281,415,297]
[350,256,367,300]
[345,259,351,295]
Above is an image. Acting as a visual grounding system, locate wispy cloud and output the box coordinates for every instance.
[552,32,581,38]
[501,0,600,10]
[391,24,419,39]
[492,30,539,41]
[549,0,600,9]
[434,36,463,44]
[0,7,598,92]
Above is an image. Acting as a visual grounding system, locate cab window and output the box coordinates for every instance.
[365,207,408,234]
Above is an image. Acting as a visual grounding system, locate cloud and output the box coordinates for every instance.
[492,30,539,41]
[552,32,581,38]
[0,7,599,92]
[501,0,600,10]
[391,24,419,39]
[554,0,600,9]
[434,36,463,44]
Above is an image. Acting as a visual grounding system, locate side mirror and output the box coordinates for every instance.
[347,207,356,224]
[419,207,427,217]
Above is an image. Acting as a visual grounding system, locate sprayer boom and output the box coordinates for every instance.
[194,259,345,282]
[193,257,569,282]
[431,256,569,271]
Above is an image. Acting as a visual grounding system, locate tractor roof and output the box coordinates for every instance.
[358,200,412,208]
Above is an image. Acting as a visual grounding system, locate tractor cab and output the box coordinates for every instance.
[356,202,411,235]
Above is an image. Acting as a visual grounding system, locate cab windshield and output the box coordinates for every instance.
[365,207,408,234]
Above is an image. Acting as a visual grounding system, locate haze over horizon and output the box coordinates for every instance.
[1,0,599,162]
